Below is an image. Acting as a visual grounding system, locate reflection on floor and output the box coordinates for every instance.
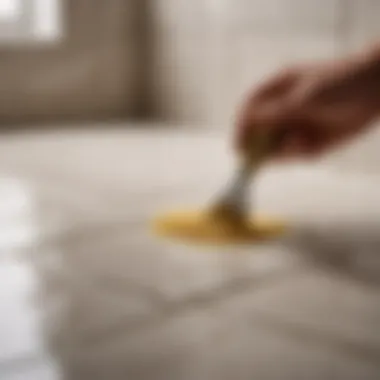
[0,128,379,380]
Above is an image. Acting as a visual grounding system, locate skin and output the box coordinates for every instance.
[235,44,380,160]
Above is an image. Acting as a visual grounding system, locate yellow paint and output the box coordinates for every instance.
[153,209,286,245]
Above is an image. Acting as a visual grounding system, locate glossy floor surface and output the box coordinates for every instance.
[0,128,379,380]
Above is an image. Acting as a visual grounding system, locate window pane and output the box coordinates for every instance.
[0,0,21,21]
[33,0,62,41]
[0,0,63,43]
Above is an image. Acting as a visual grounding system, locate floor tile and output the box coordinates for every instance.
[231,271,380,351]
[67,306,380,380]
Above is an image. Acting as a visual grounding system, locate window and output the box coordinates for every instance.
[0,0,63,44]
[0,0,21,21]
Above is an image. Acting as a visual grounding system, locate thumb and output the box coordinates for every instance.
[234,102,288,152]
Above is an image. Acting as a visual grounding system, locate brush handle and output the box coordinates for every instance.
[211,130,286,222]
[241,130,284,177]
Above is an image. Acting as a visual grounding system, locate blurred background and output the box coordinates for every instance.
[0,1,380,380]
[2,1,380,170]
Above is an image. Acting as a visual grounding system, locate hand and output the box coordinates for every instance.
[234,53,380,160]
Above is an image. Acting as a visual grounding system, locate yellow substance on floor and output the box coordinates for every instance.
[153,209,286,245]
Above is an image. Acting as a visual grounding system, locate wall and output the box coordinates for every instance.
[148,0,219,125]
[0,0,143,123]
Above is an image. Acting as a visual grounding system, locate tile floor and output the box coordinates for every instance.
[0,127,379,380]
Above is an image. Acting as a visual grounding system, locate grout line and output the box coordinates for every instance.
[74,268,304,348]
[74,267,380,369]
[249,310,380,368]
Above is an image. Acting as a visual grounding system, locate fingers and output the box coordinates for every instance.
[234,103,283,152]
[234,65,359,160]
[277,122,326,159]
[236,109,332,161]
[235,55,379,162]
[253,68,300,101]
[235,68,302,153]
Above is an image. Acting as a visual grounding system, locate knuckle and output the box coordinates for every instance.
[278,66,298,79]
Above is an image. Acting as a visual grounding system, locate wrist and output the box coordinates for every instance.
[347,45,380,109]
[316,45,380,110]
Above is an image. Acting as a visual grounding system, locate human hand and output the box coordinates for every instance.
[234,51,380,160]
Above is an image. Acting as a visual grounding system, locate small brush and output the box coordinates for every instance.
[210,132,281,224]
